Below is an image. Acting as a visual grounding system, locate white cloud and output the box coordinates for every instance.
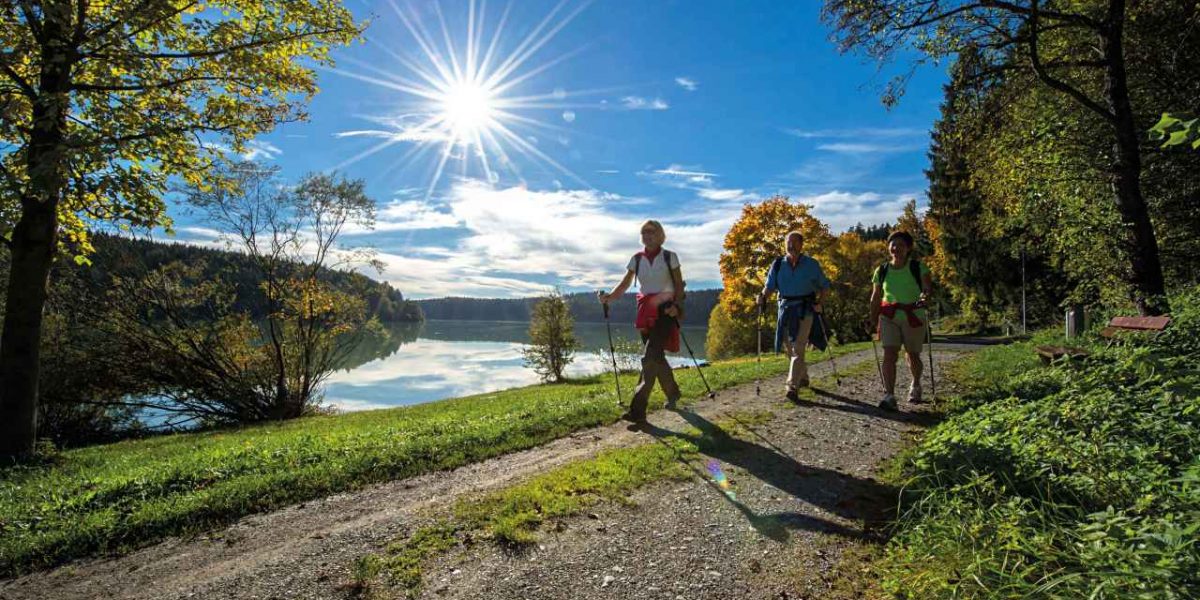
[356,181,738,298]
[620,96,670,110]
[354,199,461,233]
[798,190,923,233]
[335,113,453,144]
[641,164,758,205]
[648,164,717,186]
[785,127,928,139]
[697,188,752,202]
[817,142,925,154]
[241,140,283,161]
[675,77,698,92]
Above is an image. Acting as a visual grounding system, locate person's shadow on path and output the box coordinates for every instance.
[809,387,939,428]
[638,409,896,544]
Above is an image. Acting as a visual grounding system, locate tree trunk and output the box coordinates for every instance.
[1104,0,1169,315]
[0,7,74,460]
[0,203,59,459]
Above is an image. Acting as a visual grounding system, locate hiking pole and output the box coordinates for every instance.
[817,312,842,387]
[600,296,623,405]
[755,301,763,397]
[868,317,886,393]
[675,317,715,399]
[811,280,841,387]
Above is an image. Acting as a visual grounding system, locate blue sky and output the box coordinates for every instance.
[172,0,947,298]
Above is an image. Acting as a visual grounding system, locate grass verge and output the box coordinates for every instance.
[0,342,869,577]
[874,286,1200,598]
[356,410,776,598]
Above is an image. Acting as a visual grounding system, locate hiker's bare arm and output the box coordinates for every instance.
[758,275,775,306]
[867,284,882,329]
[599,270,635,304]
[921,272,933,302]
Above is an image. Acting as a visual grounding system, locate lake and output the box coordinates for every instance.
[322,319,708,412]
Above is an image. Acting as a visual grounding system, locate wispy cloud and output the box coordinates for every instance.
[784,127,928,139]
[817,142,926,154]
[620,96,670,110]
[649,164,716,185]
[596,169,620,174]
[641,164,757,204]
[697,188,752,202]
[241,140,283,161]
[335,113,453,144]
[675,77,698,92]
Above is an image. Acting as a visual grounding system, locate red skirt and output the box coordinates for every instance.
[635,292,680,353]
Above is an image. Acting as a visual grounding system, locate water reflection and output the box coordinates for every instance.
[324,320,707,412]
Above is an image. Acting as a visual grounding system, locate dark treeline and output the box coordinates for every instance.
[847,222,891,242]
[67,232,423,322]
[418,288,721,327]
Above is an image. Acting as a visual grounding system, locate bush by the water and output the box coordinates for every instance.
[881,287,1200,598]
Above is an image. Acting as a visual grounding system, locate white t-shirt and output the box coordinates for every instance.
[626,249,681,295]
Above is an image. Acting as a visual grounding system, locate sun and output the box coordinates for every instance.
[438,80,497,141]
[329,0,597,197]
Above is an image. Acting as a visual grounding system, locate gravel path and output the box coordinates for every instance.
[0,342,984,600]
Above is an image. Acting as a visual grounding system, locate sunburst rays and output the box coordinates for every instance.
[330,0,597,197]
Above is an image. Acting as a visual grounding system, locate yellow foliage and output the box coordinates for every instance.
[717,196,835,321]
[823,233,887,342]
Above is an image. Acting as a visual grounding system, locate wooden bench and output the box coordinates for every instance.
[1035,345,1090,365]
[1035,315,1171,364]
[1099,315,1172,340]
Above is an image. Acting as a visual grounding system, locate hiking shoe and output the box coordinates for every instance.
[879,394,898,411]
[785,388,800,403]
[619,411,647,423]
[908,384,924,403]
[796,377,810,388]
[665,396,680,410]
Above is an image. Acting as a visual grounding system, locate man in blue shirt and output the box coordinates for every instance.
[758,231,831,402]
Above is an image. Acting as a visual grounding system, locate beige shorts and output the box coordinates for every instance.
[880,314,926,354]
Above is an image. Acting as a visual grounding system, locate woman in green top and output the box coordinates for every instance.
[867,231,933,411]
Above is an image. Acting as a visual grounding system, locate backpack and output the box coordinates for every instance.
[767,255,814,289]
[878,259,923,289]
[633,249,675,287]
[633,250,685,304]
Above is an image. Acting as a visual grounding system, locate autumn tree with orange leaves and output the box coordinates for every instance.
[707,197,835,358]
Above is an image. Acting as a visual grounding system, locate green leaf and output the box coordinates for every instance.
[1165,130,1191,148]
[1149,112,1182,136]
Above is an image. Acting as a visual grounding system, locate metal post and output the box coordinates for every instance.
[1021,248,1027,335]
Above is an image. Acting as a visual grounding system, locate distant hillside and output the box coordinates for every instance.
[55,233,423,322]
[417,288,721,327]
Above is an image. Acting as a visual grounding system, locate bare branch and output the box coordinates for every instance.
[0,60,37,98]
[1027,0,1116,123]
[17,1,44,44]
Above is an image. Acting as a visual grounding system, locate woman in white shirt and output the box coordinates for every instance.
[597,220,686,424]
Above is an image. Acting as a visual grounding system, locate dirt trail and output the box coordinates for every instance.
[0,343,981,600]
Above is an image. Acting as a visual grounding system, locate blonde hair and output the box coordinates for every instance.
[640,219,666,244]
